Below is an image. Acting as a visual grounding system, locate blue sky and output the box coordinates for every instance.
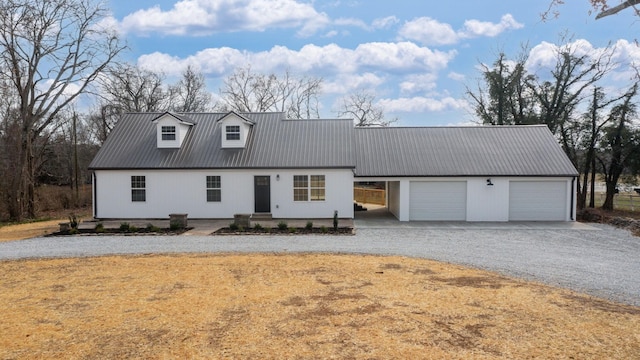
[104,0,639,125]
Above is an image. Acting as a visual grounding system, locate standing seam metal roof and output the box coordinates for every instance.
[89,112,578,177]
[354,125,578,177]
[89,112,356,169]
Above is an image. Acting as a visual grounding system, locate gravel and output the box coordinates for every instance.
[0,221,638,306]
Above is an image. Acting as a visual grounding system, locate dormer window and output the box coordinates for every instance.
[226,125,240,140]
[161,126,176,141]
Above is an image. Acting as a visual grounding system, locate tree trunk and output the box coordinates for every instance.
[602,182,616,210]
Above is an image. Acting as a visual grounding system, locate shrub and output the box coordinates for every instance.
[94,223,105,233]
[119,222,130,232]
[237,225,245,232]
[277,221,288,230]
[229,222,239,231]
[253,223,263,231]
[288,227,297,233]
[69,227,79,235]
[320,225,328,233]
[129,225,139,232]
[146,223,161,232]
[68,214,79,229]
[305,221,313,230]
[264,227,271,233]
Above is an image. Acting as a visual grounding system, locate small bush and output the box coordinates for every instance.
[277,221,288,230]
[146,223,161,232]
[69,227,79,235]
[305,221,313,230]
[237,225,245,232]
[264,227,271,233]
[253,223,263,231]
[229,222,239,231]
[288,227,297,233]
[119,222,130,232]
[129,225,139,232]
[320,225,328,233]
[95,223,105,233]
[68,214,79,229]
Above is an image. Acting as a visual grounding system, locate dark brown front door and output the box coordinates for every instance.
[254,176,271,213]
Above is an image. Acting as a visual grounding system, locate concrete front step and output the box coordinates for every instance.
[251,213,273,221]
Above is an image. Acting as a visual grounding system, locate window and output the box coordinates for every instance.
[293,175,325,202]
[310,175,325,201]
[206,176,221,202]
[226,125,240,140]
[131,176,146,202]
[293,175,308,201]
[161,126,176,141]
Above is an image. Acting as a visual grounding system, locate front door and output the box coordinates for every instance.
[254,176,271,213]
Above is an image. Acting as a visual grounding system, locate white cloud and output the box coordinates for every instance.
[117,0,330,37]
[372,16,399,29]
[378,96,469,113]
[398,14,523,46]
[324,73,385,94]
[459,14,523,38]
[447,72,465,81]
[137,42,456,77]
[399,74,438,95]
[398,17,458,46]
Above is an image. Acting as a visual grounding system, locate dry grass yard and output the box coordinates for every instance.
[1,253,639,359]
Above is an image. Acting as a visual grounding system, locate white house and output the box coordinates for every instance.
[89,111,578,221]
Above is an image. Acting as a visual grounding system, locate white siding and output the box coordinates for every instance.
[387,181,400,219]
[219,115,252,149]
[466,178,510,221]
[155,115,191,148]
[94,169,354,219]
[509,181,568,221]
[409,181,467,221]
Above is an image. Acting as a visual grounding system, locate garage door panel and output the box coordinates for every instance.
[410,181,466,221]
[509,181,567,221]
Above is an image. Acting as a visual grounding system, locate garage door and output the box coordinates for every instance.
[509,181,567,221]
[410,181,467,221]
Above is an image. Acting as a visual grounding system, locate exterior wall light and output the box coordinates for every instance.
[486,178,494,186]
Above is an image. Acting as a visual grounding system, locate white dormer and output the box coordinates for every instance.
[152,112,194,149]
[218,111,254,148]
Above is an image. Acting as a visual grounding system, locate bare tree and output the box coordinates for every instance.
[89,63,167,143]
[543,0,640,20]
[168,65,213,112]
[218,65,323,118]
[337,90,397,127]
[0,0,124,220]
[598,83,640,210]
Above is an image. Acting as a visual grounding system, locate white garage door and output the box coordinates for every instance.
[509,181,567,221]
[410,181,467,221]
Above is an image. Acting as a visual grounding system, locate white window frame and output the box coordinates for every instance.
[293,175,325,202]
[161,126,176,141]
[131,176,146,202]
[226,125,240,140]
[206,176,221,202]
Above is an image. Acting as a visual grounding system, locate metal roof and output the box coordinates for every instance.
[90,113,578,177]
[89,112,356,169]
[354,125,578,177]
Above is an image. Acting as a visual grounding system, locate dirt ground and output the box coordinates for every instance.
[1,253,638,359]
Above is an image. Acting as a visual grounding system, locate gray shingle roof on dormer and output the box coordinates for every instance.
[353,125,578,177]
[88,112,356,169]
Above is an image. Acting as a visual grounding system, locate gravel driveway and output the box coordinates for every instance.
[0,221,638,306]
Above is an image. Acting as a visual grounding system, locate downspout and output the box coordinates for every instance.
[93,172,98,219]
[570,177,575,221]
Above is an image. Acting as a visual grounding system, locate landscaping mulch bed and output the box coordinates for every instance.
[214,226,354,235]
[46,227,192,237]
